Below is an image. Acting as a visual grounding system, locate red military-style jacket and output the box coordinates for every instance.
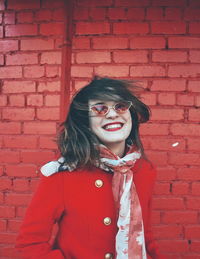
[16,159,164,259]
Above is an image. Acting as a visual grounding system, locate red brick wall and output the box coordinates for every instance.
[1,0,200,258]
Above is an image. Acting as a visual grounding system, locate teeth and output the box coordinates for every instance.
[104,124,122,130]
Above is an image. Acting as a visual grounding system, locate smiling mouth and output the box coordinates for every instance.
[103,123,123,131]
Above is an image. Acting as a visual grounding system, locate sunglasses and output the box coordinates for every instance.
[89,101,132,116]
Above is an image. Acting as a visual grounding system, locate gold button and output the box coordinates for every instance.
[103,217,111,225]
[95,179,103,188]
[105,253,113,259]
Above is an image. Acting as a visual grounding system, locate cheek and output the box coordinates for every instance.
[89,116,100,133]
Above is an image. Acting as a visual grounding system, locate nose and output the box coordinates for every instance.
[105,106,118,118]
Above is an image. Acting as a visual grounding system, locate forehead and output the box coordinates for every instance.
[89,99,120,106]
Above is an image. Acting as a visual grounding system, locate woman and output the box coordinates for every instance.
[16,76,164,259]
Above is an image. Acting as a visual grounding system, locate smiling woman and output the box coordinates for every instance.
[16,76,166,259]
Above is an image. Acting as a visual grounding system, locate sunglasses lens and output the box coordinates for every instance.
[115,102,131,113]
[91,105,108,115]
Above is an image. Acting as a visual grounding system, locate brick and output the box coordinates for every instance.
[45,95,60,106]
[153,183,170,195]
[165,8,182,20]
[184,8,200,20]
[188,108,200,121]
[23,122,57,134]
[0,26,2,37]
[172,182,189,195]
[140,123,169,135]
[2,108,35,121]
[4,136,37,149]
[13,179,29,192]
[169,37,200,48]
[163,211,198,224]
[5,24,37,37]
[115,0,149,7]
[113,50,148,63]
[177,167,200,180]
[168,64,200,77]
[95,65,129,77]
[143,136,185,151]
[76,51,111,63]
[41,52,62,65]
[16,206,27,218]
[151,108,184,120]
[177,94,194,106]
[4,11,15,24]
[73,37,90,49]
[159,240,189,253]
[41,0,65,8]
[76,22,110,35]
[0,178,12,190]
[185,226,200,239]
[130,65,165,77]
[30,178,40,192]
[45,65,60,78]
[146,7,163,20]
[0,53,4,65]
[0,206,15,218]
[151,21,186,34]
[5,193,32,206]
[187,137,200,151]
[17,11,34,23]
[36,107,60,120]
[74,7,89,20]
[189,50,200,63]
[153,225,183,239]
[21,151,55,164]
[152,0,186,6]
[35,9,52,21]
[27,94,43,106]
[169,153,199,166]
[113,22,149,34]
[9,95,25,107]
[189,22,200,34]
[38,81,60,92]
[52,8,65,21]
[0,95,7,106]
[140,93,156,105]
[152,197,184,210]
[7,0,40,9]
[0,122,21,134]
[188,81,200,92]
[8,219,22,232]
[0,151,20,163]
[24,65,45,78]
[195,95,200,107]
[186,198,200,210]
[145,150,168,166]
[152,51,187,62]
[158,93,176,105]
[3,80,36,93]
[171,123,200,136]
[0,220,6,231]
[108,7,126,20]
[189,0,200,6]
[151,79,186,92]
[71,65,93,77]
[77,0,112,7]
[21,39,54,50]
[92,37,128,49]
[39,136,57,149]
[0,66,22,79]
[0,0,5,10]
[191,182,200,195]
[6,164,37,177]
[40,22,64,36]
[89,7,106,20]
[6,53,38,65]
[156,167,176,181]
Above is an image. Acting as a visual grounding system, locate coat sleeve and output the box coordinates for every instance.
[144,164,167,259]
[16,173,65,259]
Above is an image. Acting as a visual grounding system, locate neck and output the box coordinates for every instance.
[104,142,126,157]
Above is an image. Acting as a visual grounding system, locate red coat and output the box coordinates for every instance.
[16,159,164,259]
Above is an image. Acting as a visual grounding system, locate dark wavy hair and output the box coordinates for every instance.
[57,76,150,168]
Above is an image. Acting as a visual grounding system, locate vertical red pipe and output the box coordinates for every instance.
[60,0,74,122]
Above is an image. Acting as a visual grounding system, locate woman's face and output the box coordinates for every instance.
[89,99,132,152]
